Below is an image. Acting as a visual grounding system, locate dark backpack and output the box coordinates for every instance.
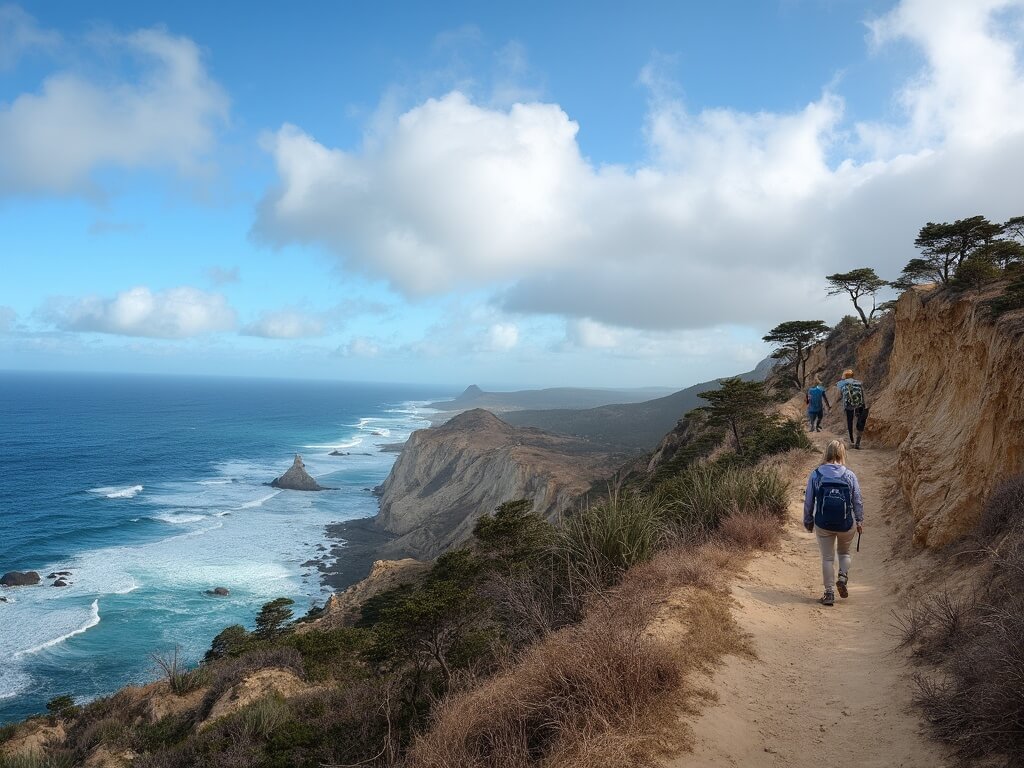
[844,380,865,410]
[813,468,854,532]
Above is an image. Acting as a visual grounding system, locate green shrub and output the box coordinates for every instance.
[224,696,291,744]
[204,624,249,662]
[559,492,664,592]
[986,276,1024,317]
[132,713,194,753]
[278,627,370,682]
[655,464,789,539]
[44,696,78,723]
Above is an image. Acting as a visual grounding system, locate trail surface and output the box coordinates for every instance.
[667,430,948,768]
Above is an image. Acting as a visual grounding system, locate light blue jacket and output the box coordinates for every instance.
[803,463,864,526]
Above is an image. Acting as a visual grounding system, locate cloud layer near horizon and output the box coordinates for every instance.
[44,286,237,338]
[255,0,1024,332]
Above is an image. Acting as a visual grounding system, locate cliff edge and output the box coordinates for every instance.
[376,408,621,559]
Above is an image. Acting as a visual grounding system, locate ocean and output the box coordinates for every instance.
[0,371,449,724]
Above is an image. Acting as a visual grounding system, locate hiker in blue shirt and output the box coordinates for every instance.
[806,377,831,432]
[836,368,869,449]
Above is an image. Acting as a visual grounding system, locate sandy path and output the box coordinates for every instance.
[666,430,949,768]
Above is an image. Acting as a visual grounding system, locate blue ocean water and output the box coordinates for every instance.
[0,371,449,724]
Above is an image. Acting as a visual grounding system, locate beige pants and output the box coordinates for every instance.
[815,526,856,590]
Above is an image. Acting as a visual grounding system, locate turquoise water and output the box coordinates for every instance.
[0,371,449,724]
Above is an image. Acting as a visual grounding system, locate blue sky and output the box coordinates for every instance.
[2,1,1023,388]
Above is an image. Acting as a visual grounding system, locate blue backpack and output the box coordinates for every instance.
[813,468,854,532]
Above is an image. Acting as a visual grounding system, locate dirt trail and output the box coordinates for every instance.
[667,430,949,768]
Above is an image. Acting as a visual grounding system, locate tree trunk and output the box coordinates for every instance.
[852,297,869,328]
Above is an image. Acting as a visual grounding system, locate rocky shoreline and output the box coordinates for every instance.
[313,517,398,590]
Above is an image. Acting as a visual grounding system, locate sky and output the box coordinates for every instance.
[2,0,1023,389]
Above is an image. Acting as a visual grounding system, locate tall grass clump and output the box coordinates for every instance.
[559,492,665,593]
[655,464,788,539]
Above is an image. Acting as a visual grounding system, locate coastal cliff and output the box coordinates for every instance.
[376,408,621,559]
[861,288,1024,546]
[801,287,1024,547]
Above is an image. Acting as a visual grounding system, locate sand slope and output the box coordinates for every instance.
[666,430,949,768]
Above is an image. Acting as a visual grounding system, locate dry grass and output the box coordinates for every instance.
[898,477,1024,767]
[408,542,748,768]
[718,509,784,551]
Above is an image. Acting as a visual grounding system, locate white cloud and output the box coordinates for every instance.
[340,336,381,357]
[487,322,519,351]
[0,4,60,70]
[861,0,1024,154]
[241,310,325,339]
[255,0,1024,334]
[44,286,236,338]
[0,305,16,333]
[0,22,228,196]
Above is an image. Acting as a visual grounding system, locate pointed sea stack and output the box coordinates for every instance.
[271,454,325,491]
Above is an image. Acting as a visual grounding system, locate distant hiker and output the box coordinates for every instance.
[836,368,868,449]
[806,377,831,432]
[803,440,864,607]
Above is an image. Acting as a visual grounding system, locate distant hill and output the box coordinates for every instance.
[429,384,676,412]
[501,357,775,452]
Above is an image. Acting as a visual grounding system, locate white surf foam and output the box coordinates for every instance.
[89,485,143,499]
[154,512,206,525]
[303,438,363,450]
[14,599,100,658]
[239,492,279,509]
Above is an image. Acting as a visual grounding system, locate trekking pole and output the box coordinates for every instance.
[856,532,862,552]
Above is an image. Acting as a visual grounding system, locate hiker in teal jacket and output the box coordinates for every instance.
[806,378,831,432]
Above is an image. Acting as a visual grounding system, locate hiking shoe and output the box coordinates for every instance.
[855,437,862,449]
[820,590,835,606]
[836,573,849,599]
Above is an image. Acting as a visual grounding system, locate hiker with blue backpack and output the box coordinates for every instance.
[836,368,869,449]
[803,439,864,606]
[806,377,831,432]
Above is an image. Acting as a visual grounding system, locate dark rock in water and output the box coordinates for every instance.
[301,559,320,567]
[2,571,41,587]
[53,578,70,587]
[270,454,325,491]
[0,595,8,602]
[329,450,349,456]
[47,571,72,579]
[206,587,230,596]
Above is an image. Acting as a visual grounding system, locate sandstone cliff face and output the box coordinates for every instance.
[861,288,1024,546]
[376,409,621,559]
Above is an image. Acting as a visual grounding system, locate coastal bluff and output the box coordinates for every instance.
[376,408,621,559]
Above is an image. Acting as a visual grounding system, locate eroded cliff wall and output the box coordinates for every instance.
[863,288,1024,546]
[376,408,621,559]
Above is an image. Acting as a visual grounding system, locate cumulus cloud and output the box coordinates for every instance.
[0,17,228,196]
[255,0,1024,333]
[44,286,236,338]
[339,336,381,357]
[241,310,325,339]
[0,4,60,70]
[487,322,519,351]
